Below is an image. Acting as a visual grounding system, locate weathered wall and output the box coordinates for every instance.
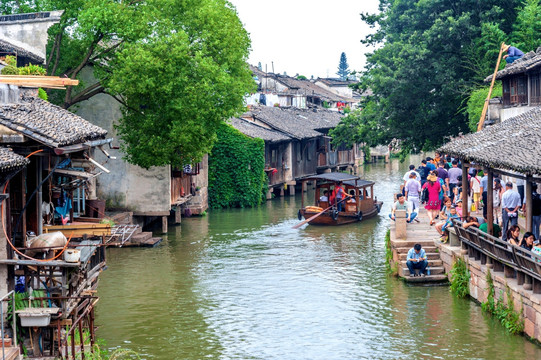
[314,81,353,98]
[187,155,209,214]
[0,11,63,61]
[438,243,541,342]
[73,67,171,213]
[500,106,536,122]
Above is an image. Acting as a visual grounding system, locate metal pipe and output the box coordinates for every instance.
[38,158,43,235]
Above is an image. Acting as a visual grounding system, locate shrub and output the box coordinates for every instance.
[449,258,470,298]
[38,88,48,101]
[1,65,18,75]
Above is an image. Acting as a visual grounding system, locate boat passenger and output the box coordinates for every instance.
[319,190,329,202]
[389,193,417,223]
[348,190,356,203]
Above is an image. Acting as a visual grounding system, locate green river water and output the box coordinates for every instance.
[96,157,541,359]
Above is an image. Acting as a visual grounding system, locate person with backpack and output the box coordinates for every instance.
[417,160,429,186]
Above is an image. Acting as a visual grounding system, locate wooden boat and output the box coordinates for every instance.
[298,172,383,226]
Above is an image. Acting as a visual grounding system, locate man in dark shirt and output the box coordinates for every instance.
[436,162,449,194]
[417,160,429,186]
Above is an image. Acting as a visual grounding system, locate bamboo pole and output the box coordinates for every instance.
[477,42,506,132]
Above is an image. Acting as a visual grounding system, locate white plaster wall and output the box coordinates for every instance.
[500,106,536,122]
[0,11,63,61]
[315,81,353,98]
[73,67,171,213]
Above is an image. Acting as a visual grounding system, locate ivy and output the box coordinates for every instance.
[384,229,398,275]
[449,258,470,298]
[482,270,524,334]
[208,123,266,209]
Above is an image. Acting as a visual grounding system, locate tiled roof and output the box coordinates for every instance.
[316,78,357,87]
[485,47,541,82]
[0,147,28,172]
[229,117,292,143]
[271,74,352,102]
[439,106,541,175]
[0,37,44,64]
[246,106,343,140]
[0,92,107,147]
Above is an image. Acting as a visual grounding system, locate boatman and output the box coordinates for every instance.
[406,243,428,277]
[332,182,347,212]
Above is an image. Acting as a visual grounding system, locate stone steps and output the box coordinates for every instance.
[400,266,445,277]
[400,259,443,267]
[403,274,448,283]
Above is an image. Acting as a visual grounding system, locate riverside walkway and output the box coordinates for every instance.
[389,208,448,283]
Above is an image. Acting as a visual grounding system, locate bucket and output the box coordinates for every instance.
[64,249,80,263]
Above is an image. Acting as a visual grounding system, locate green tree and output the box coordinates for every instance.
[356,0,519,149]
[512,0,541,52]
[1,0,255,169]
[336,52,350,80]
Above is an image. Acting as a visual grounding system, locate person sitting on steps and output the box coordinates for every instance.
[389,193,417,223]
[407,243,428,277]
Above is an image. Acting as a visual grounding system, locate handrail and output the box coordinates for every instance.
[0,290,16,360]
[451,219,541,283]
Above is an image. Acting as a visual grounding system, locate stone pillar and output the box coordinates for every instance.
[395,210,407,239]
[302,182,308,192]
[175,205,182,224]
[162,216,168,234]
[289,185,295,196]
[280,187,285,197]
[266,189,272,200]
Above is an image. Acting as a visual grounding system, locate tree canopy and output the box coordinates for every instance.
[336,52,350,80]
[1,0,255,169]
[332,0,525,153]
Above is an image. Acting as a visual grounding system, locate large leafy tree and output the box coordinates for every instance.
[1,0,255,168]
[343,0,520,152]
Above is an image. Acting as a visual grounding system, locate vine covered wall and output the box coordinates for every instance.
[209,123,266,208]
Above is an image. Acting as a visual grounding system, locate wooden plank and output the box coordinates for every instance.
[0,75,79,87]
[0,259,78,267]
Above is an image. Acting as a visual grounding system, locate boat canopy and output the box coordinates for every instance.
[301,172,374,187]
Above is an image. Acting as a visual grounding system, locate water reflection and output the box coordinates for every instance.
[96,157,541,359]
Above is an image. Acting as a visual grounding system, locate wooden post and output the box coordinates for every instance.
[462,163,469,219]
[174,205,182,224]
[478,42,506,131]
[526,177,533,232]
[487,171,494,235]
[289,184,295,196]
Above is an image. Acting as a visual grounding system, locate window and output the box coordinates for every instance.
[531,73,541,105]
[507,76,528,105]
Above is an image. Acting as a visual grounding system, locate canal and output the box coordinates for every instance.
[96,157,541,359]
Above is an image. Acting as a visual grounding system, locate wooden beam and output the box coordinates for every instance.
[526,178,533,232]
[478,42,506,131]
[0,75,79,88]
[462,164,469,219]
[487,171,494,235]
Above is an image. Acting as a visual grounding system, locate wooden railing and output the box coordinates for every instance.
[452,219,541,293]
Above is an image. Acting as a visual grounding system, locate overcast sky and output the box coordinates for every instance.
[228,0,381,78]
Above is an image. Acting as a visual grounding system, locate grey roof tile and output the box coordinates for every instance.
[0,147,28,172]
[439,106,541,175]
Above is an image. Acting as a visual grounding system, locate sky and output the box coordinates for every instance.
[228,0,381,79]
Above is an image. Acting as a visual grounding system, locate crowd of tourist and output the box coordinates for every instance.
[391,153,541,263]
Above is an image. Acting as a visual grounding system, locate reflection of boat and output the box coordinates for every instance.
[298,173,383,226]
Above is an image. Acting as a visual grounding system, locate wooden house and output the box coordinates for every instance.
[486,47,541,123]
[0,86,111,359]
[233,106,359,197]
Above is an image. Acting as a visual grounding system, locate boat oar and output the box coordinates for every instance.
[292,197,349,229]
